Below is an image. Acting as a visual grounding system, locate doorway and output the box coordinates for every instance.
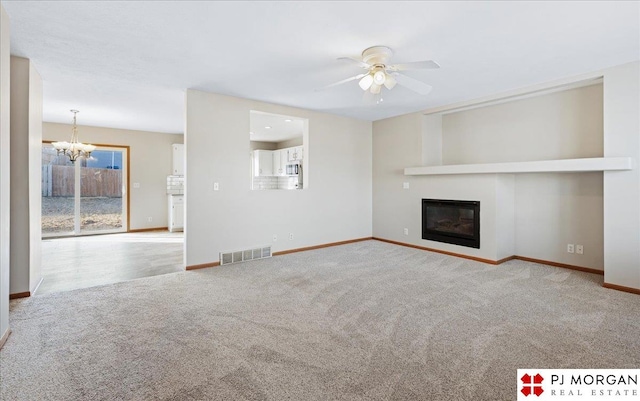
[41,143,129,237]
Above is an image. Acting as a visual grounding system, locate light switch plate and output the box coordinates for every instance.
[213,182,219,191]
[403,182,410,189]
[133,183,140,188]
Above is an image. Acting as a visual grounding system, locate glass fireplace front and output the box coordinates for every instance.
[422,199,480,249]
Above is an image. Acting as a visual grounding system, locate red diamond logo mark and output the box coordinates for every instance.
[520,373,544,397]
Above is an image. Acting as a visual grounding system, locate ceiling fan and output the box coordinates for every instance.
[326,46,440,96]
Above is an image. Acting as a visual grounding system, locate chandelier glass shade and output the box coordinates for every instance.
[52,110,96,163]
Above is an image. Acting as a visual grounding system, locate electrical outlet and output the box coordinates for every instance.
[147,217,152,222]
[403,228,409,236]
[576,245,584,255]
[567,244,574,254]
[403,182,410,189]
[289,233,294,240]
[273,234,277,242]
[213,182,219,191]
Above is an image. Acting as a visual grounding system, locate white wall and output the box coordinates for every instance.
[43,123,183,230]
[422,114,442,166]
[514,172,603,269]
[372,113,424,243]
[277,137,303,148]
[9,56,42,295]
[28,61,42,291]
[602,61,640,289]
[440,84,604,269]
[496,175,515,260]
[250,141,277,151]
[373,83,605,269]
[0,3,11,345]
[442,84,603,164]
[372,113,515,262]
[185,90,372,267]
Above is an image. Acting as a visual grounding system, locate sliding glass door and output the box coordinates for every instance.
[42,143,128,237]
[42,146,75,235]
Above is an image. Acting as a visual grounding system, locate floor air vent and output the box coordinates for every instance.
[220,246,272,265]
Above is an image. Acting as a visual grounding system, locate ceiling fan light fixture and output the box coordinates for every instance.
[373,70,386,86]
[383,74,397,90]
[333,46,438,98]
[358,74,374,91]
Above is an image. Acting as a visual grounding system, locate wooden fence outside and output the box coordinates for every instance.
[42,165,122,197]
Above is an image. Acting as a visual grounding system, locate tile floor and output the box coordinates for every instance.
[37,231,184,295]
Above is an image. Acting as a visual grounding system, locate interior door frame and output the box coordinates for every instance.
[42,141,131,237]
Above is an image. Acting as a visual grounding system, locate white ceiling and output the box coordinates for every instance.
[3,1,639,134]
[250,111,304,143]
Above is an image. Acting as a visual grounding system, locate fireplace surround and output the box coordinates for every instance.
[422,199,480,248]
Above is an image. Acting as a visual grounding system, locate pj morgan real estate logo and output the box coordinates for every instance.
[517,369,639,400]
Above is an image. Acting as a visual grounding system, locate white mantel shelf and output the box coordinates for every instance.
[404,157,634,176]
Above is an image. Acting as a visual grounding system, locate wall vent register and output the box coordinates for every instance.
[422,199,480,249]
[220,246,272,265]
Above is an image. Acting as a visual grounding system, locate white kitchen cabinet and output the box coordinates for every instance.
[172,144,185,175]
[168,195,184,232]
[272,150,283,176]
[280,149,289,174]
[287,146,303,162]
[253,150,273,176]
[272,149,288,176]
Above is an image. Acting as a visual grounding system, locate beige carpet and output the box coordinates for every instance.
[1,240,639,400]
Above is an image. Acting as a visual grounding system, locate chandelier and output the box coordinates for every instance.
[52,109,96,163]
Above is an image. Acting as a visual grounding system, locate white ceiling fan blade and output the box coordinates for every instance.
[388,60,440,71]
[337,56,372,69]
[319,73,367,90]
[393,73,433,95]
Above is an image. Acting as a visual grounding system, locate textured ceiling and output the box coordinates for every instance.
[3,1,639,134]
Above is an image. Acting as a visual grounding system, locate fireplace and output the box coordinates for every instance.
[422,199,480,248]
